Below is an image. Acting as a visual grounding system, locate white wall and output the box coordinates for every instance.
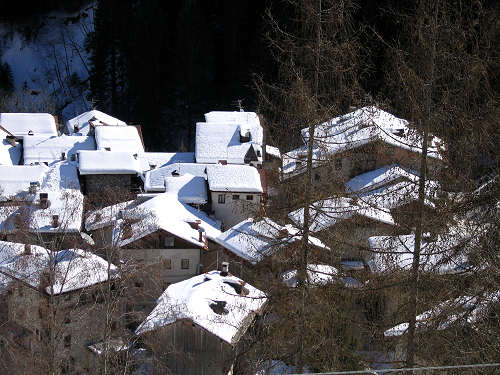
[210,191,261,228]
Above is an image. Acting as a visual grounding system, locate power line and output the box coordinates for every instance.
[287,362,500,375]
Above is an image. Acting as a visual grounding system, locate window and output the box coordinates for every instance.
[314,173,320,181]
[246,195,254,201]
[218,194,225,204]
[64,335,71,348]
[335,158,342,170]
[366,159,376,170]
[232,194,240,200]
[164,236,175,248]
[181,259,190,269]
[163,259,172,269]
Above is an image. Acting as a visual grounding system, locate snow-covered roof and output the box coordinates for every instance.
[283,106,443,176]
[0,113,58,137]
[288,196,395,233]
[346,164,420,193]
[28,162,84,233]
[66,110,126,135]
[215,218,329,265]
[95,126,144,153]
[204,111,261,127]
[367,233,471,274]
[195,112,263,164]
[163,173,208,204]
[0,241,116,295]
[78,150,142,175]
[85,200,137,232]
[265,145,281,159]
[137,152,195,172]
[384,292,500,337]
[142,163,208,192]
[112,193,221,248]
[0,164,48,201]
[282,264,338,288]
[0,128,22,165]
[135,270,267,344]
[23,134,95,165]
[0,162,83,233]
[207,164,263,193]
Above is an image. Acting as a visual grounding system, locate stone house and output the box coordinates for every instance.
[135,270,267,375]
[0,241,120,374]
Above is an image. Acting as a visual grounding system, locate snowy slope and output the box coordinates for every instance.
[0,2,95,119]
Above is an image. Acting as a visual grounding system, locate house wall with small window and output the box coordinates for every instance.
[120,229,203,284]
[210,191,262,228]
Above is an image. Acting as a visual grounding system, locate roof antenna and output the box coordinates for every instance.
[233,99,244,112]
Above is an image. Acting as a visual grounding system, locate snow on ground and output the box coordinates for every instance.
[0,2,95,118]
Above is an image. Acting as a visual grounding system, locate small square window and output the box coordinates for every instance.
[218,194,225,204]
[335,159,342,170]
[246,195,253,201]
[314,173,320,181]
[232,194,240,200]
[181,259,190,269]
[163,259,172,269]
[64,335,71,348]
[367,159,376,170]
[164,236,175,248]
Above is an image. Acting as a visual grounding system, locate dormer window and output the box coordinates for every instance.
[239,129,251,143]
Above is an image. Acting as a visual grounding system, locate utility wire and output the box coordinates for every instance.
[286,362,500,374]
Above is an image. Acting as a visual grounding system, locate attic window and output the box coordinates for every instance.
[209,300,229,315]
[164,236,175,247]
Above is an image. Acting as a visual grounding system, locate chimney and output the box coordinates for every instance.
[239,129,251,143]
[198,226,204,242]
[133,153,138,160]
[29,181,39,194]
[74,124,79,133]
[28,130,34,136]
[221,262,229,276]
[6,135,17,146]
[24,244,31,255]
[171,170,180,177]
[61,152,66,160]
[51,215,59,228]
[39,193,48,209]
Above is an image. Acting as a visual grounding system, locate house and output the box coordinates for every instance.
[0,240,119,374]
[280,264,363,289]
[0,126,22,165]
[207,164,264,228]
[288,196,398,263]
[0,113,59,137]
[77,150,143,200]
[211,217,330,279]
[66,109,127,135]
[137,151,195,172]
[282,106,444,185]
[142,162,209,193]
[383,291,500,366]
[135,270,267,375]
[0,162,84,247]
[94,125,145,153]
[86,192,221,286]
[195,111,264,166]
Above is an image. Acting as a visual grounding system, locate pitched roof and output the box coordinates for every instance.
[288,197,395,233]
[0,164,48,201]
[195,111,263,164]
[78,150,142,175]
[0,128,22,165]
[346,164,420,193]
[95,126,144,153]
[0,113,58,137]
[215,217,329,264]
[66,110,126,135]
[112,193,221,248]
[0,241,116,295]
[283,106,443,177]
[135,270,267,345]
[207,164,263,193]
[23,134,95,165]
[142,163,208,192]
